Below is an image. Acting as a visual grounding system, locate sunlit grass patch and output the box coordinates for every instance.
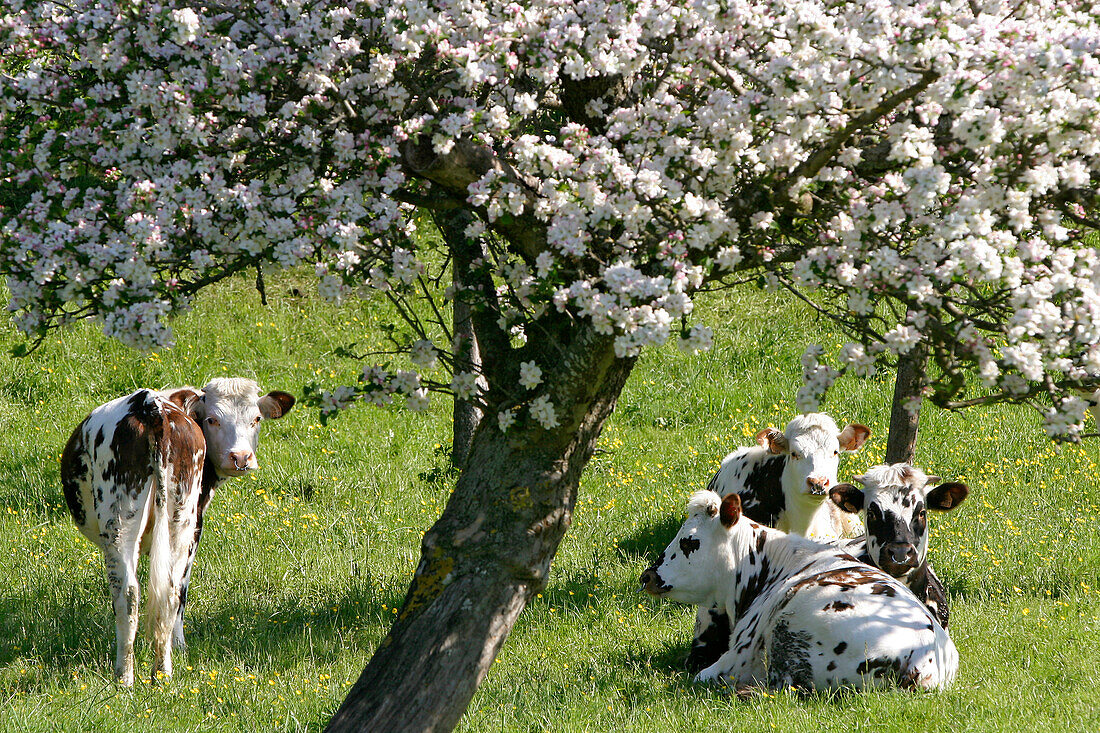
[1,275,1099,732]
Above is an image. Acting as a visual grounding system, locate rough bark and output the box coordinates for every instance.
[432,206,483,468]
[885,345,927,465]
[326,323,636,733]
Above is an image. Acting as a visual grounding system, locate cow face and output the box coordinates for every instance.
[640,492,742,605]
[757,413,870,498]
[830,463,968,578]
[191,378,295,478]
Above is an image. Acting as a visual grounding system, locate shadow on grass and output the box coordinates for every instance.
[614,513,682,564]
[618,638,694,685]
[0,575,404,692]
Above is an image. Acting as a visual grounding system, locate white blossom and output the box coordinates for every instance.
[529,395,559,429]
[518,361,543,390]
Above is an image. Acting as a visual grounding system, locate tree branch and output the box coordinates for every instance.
[400,137,548,264]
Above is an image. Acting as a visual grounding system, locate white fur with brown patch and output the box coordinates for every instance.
[60,379,294,685]
[192,377,295,478]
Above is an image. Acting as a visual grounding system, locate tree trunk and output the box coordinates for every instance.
[885,344,927,465]
[433,207,483,468]
[326,325,635,733]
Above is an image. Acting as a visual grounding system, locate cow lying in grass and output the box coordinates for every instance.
[829,463,969,629]
[641,491,958,693]
[688,413,870,671]
[61,378,294,685]
[706,413,870,539]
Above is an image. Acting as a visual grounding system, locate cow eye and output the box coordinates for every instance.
[833,450,839,457]
[918,509,927,520]
[252,417,262,427]
[206,416,220,427]
[790,451,801,460]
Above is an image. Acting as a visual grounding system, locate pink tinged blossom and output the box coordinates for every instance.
[838,343,875,377]
[410,340,439,369]
[796,345,838,414]
[883,325,922,356]
[169,8,201,45]
[406,388,430,413]
[451,372,480,401]
[677,324,713,354]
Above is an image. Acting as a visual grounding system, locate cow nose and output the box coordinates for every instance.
[806,476,829,495]
[639,568,662,595]
[229,450,254,470]
[885,542,918,567]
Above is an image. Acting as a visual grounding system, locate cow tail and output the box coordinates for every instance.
[145,429,175,661]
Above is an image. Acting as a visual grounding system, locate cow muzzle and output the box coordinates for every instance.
[639,567,671,596]
[805,476,830,496]
[878,542,919,576]
[219,450,257,476]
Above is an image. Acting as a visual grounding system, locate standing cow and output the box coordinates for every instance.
[61,378,294,685]
[829,463,969,629]
[641,491,958,693]
[689,413,870,671]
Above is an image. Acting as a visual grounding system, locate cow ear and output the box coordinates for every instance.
[755,427,788,455]
[838,423,871,452]
[719,493,742,528]
[829,483,864,514]
[166,388,203,415]
[927,482,968,511]
[259,391,296,420]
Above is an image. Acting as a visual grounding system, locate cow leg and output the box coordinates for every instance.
[104,544,140,687]
[686,606,731,673]
[695,625,758,687]
[172,513,204,652]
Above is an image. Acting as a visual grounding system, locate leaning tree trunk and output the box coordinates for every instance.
[326,324,636,733]
[885,344,927,465]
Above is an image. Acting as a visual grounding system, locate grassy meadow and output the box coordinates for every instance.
[1,271,1099,732]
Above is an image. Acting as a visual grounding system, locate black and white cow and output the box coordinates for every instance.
[640,491,958,694]
[688,413,870,671]
[60,378,294,685]
[706,413,871,539]
[829,463,969,630]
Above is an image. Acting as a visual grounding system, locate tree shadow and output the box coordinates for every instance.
[0,572,404,693]
[613,514,682,565]
[617,638,694,687]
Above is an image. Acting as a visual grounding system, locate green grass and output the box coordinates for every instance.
[1,273,1099,732]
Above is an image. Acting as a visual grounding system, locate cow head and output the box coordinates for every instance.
[640,491,742,605]
[756,413,870,500]
[829,463,968,578]
[190,378,295,478]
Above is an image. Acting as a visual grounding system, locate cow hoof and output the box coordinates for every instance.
[735,684,760,700]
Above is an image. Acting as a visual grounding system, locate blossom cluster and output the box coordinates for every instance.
[2,0,1100,433]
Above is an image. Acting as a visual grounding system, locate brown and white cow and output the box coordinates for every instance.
[829,463,969,629]
[688,413,870,671]
[641,491,958,694]
[60,378,294,685]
